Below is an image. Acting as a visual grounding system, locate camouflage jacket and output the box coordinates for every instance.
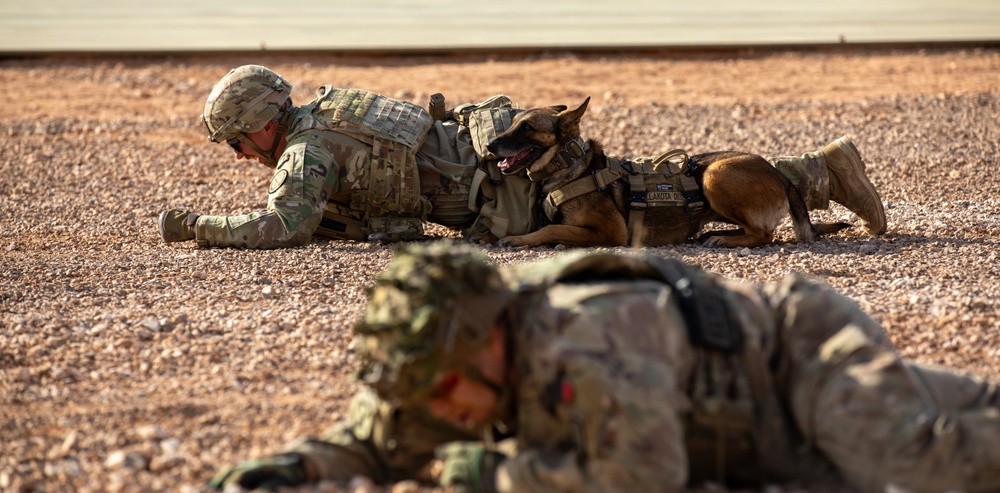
[194,89,473,248]
[284,252,821,491]
[281,250,1000,493]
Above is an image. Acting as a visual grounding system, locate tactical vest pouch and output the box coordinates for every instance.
[349,137,426,219]
[451,95,521,162]
[465,168,538,239]
[618,149,705,211]
[312,86,433,151]
[467,107,522,161]
[316,202,367,241]
[366,216,425,243]
[452,94,514,125]
[316,202,427,242]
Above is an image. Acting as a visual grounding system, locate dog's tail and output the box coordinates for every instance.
[785,180,852,241]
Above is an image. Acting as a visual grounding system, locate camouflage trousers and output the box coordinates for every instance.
[764,276,1000,493]
[769,153,830,210]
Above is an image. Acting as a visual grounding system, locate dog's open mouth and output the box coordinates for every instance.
[497,148,542,174]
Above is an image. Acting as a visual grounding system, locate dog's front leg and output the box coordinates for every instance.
[500,224,623,248]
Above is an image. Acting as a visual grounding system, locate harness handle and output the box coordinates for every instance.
[652,148,690,175]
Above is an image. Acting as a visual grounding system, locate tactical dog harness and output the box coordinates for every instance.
[538,142,708,246]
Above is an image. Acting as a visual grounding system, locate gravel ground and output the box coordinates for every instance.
[1,48,999,492]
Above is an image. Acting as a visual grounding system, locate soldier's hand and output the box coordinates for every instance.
[435,442,506,493]
[208,453,312,491]
[158,209,199,243]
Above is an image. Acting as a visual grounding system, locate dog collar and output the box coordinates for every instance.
[528,136,588,180]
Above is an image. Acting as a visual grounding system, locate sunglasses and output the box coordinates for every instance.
[226,136,243,153]
[429,372,461,400]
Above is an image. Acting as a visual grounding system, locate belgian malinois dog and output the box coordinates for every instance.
[486,97,850,248]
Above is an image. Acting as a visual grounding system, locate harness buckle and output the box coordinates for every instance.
[592,170,607,192]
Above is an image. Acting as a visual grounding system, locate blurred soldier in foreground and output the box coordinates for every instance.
[211,241,998,492]
[158,64,885,249]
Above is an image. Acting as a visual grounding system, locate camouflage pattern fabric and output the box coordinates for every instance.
[310,87,433,150]
[249,247,1000,493]
[285,387,479,483]
[194,94,483,247]
[194,113,363,248]
[355,241,512,406]
[769,154,831,210]
[764,275,1000,493]
[202,65,292,143]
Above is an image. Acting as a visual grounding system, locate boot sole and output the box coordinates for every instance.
[832,136,886,235]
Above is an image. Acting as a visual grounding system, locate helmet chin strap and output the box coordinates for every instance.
[236,111,291,168]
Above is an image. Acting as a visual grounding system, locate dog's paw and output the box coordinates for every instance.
[498,235,532,249]
[703,236,727,248]
[468,231,499,245]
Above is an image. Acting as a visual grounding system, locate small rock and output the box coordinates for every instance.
[105,450,148,470]
[137,425,167,441]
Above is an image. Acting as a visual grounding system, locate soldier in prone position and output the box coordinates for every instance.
[211,241,999,493]
[158,65,537,248]
[159,64,886,249]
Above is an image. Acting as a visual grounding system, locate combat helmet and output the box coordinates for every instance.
[354,240,514,406]
[201,65,292,166]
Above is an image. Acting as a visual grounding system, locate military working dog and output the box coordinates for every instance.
[486,97,850,248]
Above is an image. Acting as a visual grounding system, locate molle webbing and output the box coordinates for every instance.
[304,87,429,239]
[348,137,424,218]
[541,148,706,224]
[312,87,433,149]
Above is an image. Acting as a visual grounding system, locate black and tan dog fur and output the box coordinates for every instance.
[486,97,849,248]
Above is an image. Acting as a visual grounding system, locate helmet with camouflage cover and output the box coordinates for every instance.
[201,65,293,143]
[354,240,514,406]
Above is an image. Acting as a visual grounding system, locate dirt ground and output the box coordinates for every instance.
[1,47,999,492]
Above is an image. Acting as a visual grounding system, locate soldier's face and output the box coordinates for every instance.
[232,122,283,166]
[426,371,499,430]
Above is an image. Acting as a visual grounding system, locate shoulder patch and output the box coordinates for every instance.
[268,169,289,194]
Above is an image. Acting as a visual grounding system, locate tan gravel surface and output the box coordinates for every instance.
[1,48,999,492]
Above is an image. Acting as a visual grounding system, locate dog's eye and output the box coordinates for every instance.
[521,122,533,131]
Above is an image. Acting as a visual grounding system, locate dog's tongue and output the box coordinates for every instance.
[498,149,533,171]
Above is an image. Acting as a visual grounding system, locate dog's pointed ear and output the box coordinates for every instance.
[549,105,568,112]
[557,97,590,126]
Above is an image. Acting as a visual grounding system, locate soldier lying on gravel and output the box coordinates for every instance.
[159,65,886,249]
[211,241,1000,493]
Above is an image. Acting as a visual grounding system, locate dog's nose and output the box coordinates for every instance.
[486,140,498,153]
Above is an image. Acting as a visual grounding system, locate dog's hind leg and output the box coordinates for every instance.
[700,156,788,248]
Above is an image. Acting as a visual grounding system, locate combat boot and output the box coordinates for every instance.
[819,136,886,235]
[158,209,199,242]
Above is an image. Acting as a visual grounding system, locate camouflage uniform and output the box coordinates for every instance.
[214,243,999,492]
[195,88,524,248]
